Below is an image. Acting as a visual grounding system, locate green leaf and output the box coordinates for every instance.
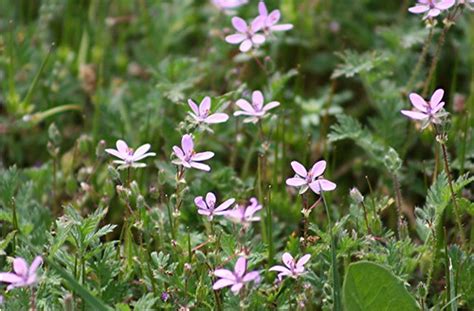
[343,261,420,311]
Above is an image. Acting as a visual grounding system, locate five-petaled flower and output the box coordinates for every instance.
[0,256,43,291]
[401,88,447,129]
[105,140,156,170]
[188,96,229,125]
[212,0,248,10]
[269,252,311,281]
[225,198,262,225]
[195,192,235,220]
[213,257,260,294]
[286,160,336,194]
[225,16,266,52]
[258,1,293,34]
[408,0,455,19]
[172,134,215,171]
[234,90,280,123]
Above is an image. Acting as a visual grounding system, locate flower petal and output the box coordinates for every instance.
[232,16,247,33]
[214,269,236,281]
[190,162,211,171]
[251,34,265,45]
[251,15,265,32]
[230,283,243,294]
[286,177,307,187]
[290,161,307,177]
[13,258,28,278]
[429,89,444,108]
[258,1,268,16]
[172,146,185,159]
[252,91,264,111]
[431,101,445,114]
[401,110,429,120]
[269,265,290,273]
[262,101,280,112]
[194,196,207,210]
[213,278,235,290]
[116,140,128,154]
[234,257,247,278]
[199,96,211,116]
[408,5,430,14]
[215,198,235,212]
[188,99,200,115]
[205,113,229,124]
[267,10,281,26]
[239,39,253,52]
[270,24,293,32]
[206,192,216,207]
[133,144,151,158]
[310,160,326,178]
[282,253,294,269]
[296,254,311,267]
[105,148,125,160]
[181,134,194,155]
[0,272,23,284]
[242,271,260,282]
[133,152,156,162]
[226,34,247,44]
[236,99,255,113]
[192,152,215,161]
[28,256,43,276]
[436,0,455,10]
[409,93,428,112]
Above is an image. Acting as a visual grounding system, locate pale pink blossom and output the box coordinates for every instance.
[408,0,455,19]
[212,0,248,10]
[188,97,229,125]
[401,88,447,129]
[269,253,311,281]
[225,16,266,52]
[105,140,156,169]
[0,256,42,291]
[258,1,293,33]
[286,160,336,194]
[172,134,214,171]
[213,257,260,294]
[225,198,262,225]
[234,90,280,123]
[195,192,235,220]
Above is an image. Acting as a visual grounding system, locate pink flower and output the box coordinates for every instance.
[269,253,310,281]
[195,192,235,220]
[0,256,42,291]
[172,134,214,172]
[225,198,262,225]
[258,1,293,33]
[212,0,248,10]
[234,90,280,123]
[408,0,455,19]
[401,89,447,129]
[188,97,229,125]
[286,160,336,195]
[225,16,266,52]
[213,257,260,294]
[105,140,156,169]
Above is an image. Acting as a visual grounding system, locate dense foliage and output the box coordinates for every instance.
[0,0,473,310]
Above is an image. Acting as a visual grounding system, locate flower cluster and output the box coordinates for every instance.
[408,0,455,19]
[0,256,42,291]
[225,1,293,52]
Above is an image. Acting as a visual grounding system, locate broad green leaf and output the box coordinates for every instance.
[343,261,419,311]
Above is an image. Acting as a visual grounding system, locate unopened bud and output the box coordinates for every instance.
[350,187,364,204]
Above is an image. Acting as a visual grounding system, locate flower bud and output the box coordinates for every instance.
[349,187,364,204]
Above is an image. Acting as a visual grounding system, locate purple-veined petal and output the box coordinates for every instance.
[258,1,268,16]
[251,34,266,45]
[13,258,28,278]
[296,254,311,268]
[192,152,215,161]
[236,99,255,113]
[431,101,445,114]
[188,99,200,116]
[105,148,126,160]
[263,101,280,112]
[205,113,229,124]
[28,257,43,276]
[290,161,307,177]
[199,96,211,116]
[190,162,211,171]
[408,4,430,13]
[213,278,235,290]
[215,198,236,212]
[408,93,428,112]
[429,89,444,108]
[234,257,247,278]
[426,8,441,17]
[194,196,207,209]
[267,10,281,26]
[239,39,253,52]
[436,0,455,10]
[318,178,336,191]
[0,272,23,284]
[309,181,322,194]
[252,91,264,111]
[225,34,247,44]
[133,152,156,162]
[172,146,185,159]
[206,192,216,207]
[231,16,248,33]
[282,253,294,269]
[270,24,293,31]
[181,134,194,155]
[116,140,129,154]
[214,269,236,281]
[310,160,326,179]
[197,209,212,216]
[251,15,265,32]
[230,283,244,294]
[286,177,307,187]
[242,271,260,282]
[401,110,429,120]
[133,144,151,158]
[233,110,255,117]
[269,265,290,273]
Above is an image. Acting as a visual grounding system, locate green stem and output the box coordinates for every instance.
[321,193,341,311]
[405,27,433,92]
